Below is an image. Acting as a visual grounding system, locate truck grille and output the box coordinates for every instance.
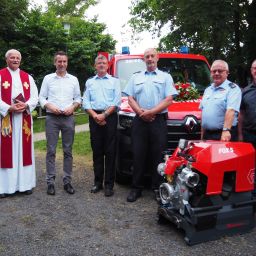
[166,117,201,152]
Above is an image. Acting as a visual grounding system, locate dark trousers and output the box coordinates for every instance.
[131,114,167,190]
[242,130,256,191]
[203,126,238,141]
[89,113,117,189]
[45,114,75,185]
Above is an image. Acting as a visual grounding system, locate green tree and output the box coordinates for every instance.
[0,0,29,60]
[0,0,116,90]
[47,0,98,17]
[129,0,255,86]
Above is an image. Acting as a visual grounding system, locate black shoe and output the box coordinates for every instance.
[64,183,75,194]
[127,189,142,202]
[25,189,33,195]
[105,187,114,197]
[0,193,7,198]
[153,189,160,202]
[47,184,55,195]
[91,184,103,193]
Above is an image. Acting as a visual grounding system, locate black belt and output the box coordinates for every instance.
[157,113,167,117]
[93,110,105,114]
[46,112,73,117]
[205,126,237,134]
[205,129,222,134]
[93,110,117,116]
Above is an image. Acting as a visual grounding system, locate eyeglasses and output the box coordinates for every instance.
[211,69,227,74]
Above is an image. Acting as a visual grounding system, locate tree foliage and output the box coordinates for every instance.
[129,0,255,86]
[47,0,98,17]
[0,0,116,90]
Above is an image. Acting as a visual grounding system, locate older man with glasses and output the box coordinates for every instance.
[199,60,241,141]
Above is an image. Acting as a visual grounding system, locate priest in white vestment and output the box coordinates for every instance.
[0,49,38,198]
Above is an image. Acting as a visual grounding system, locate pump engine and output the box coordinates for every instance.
[157,139,256,245]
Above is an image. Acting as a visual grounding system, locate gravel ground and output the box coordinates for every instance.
[0,151,255,256]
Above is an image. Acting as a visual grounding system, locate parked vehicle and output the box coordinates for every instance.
[100,47,211,181]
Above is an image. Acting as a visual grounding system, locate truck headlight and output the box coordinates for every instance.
[157,163,166,176]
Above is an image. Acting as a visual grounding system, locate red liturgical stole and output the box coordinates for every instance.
[0,68,32,168]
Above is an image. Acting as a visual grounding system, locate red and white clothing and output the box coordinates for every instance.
[0,67,38,194]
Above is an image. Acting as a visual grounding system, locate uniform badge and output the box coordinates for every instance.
[229,82,236,89]
[23,82,29,89]
[2,81,10,89]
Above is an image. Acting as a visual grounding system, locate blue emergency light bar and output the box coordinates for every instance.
[180,46,189,53]
[122,46,130,54]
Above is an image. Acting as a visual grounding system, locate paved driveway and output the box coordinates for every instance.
[0,152,255,256]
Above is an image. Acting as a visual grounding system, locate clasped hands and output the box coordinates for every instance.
[46,103,75,116]
[9,100,28,113]
[139,109,155,122]
[93,113,106,126]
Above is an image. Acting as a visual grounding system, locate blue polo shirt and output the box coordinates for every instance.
[200,79,241,130]
[123,69,177,113]
[82,73,121,110]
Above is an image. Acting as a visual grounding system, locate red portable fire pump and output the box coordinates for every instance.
[157,139,256,245]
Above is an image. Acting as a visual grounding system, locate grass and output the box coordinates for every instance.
[33,113,89,133]
[34,131,92,157]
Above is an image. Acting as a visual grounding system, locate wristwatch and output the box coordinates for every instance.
[222,127,231,132]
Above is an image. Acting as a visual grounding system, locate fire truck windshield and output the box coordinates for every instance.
[116,58,211,93]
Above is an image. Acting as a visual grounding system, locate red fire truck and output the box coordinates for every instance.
[100,47,211,181]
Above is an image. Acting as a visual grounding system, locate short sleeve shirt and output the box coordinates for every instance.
[123,68,177,113]
[82,73,121,110]
[200,79,241,130]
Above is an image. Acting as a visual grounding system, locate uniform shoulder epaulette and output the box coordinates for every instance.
[133,71,142,75]
[87,75,95,80]
[228,82,237,89]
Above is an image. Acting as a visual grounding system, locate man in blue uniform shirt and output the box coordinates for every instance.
[123,48,177,202]
[83,55,121,197]
[200,60,241,141]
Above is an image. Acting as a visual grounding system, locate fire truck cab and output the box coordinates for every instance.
[100,47,211,181]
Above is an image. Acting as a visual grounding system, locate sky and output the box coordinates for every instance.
[33,0,160,54]
[85,0,160,53]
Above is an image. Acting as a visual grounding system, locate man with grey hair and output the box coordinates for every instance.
[82,54,121,197]
[123,48,177,202]
[0,49,38,198]
[39,51,81,196]
[200,60,241,141]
